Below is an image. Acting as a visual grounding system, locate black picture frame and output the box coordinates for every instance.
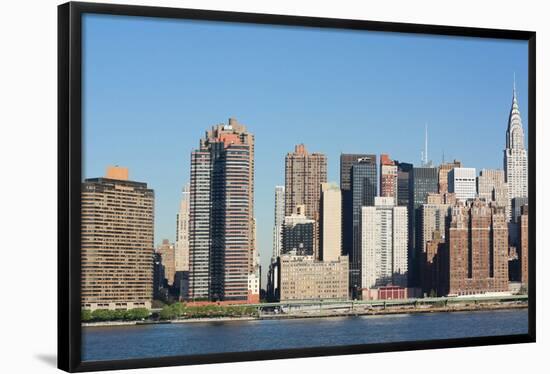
[58,1,536,372]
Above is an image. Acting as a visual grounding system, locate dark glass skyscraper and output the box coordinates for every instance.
[340,154,371,259]
[409,166,439,286]
[349,155,377,293]
[397,162,413,207]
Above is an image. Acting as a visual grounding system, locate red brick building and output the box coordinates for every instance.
[440,199,509,296]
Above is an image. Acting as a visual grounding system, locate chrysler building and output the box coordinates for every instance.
[504,79,528,201]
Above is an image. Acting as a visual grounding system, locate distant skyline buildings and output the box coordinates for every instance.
[272,186,285,259]
[448,167,477,202]
[320,183,342,262]
[83,15,529,286]
[157,239,176,287]
[380,154,398,204]
[285,144,327,257]
[350,155,377,291]
[81,78,530,306]
[282,205,315,256]
[175,184,190,273]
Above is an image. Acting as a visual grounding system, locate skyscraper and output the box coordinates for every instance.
[285,144,327,257]
[320,183,342,262]
[442,199,509,296]
[380,154,398,204]
[477,169,509,218]
[188,118,254,302]
[340,153,371,258]
[438,160,462,193]
[396,161,413,207]
[409,166,439,286]
[519,204,529,285]
[175,184,190,273]
[282,205,315,256]
[504,81,528,201]
[448,167,477,202]
[420,192,455,255]
[157,239,176,287]
[360,197,408,293]
[272,186,285,259]
[350,155,377,291]
[81,166,154,310]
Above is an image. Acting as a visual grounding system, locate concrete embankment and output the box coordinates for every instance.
[259,302,528,320]
[82,301,527,327]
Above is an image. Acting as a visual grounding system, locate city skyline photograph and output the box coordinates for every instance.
[76,8,531,364]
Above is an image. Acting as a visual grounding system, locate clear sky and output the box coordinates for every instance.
[82,13,529,286]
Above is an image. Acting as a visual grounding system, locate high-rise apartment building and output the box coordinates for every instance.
[477,169,509,219]
[380,154,398,204]
[175,184,190,272]
[519,204,529,285]
[285,144,327,257]
[448,167,476,202]
[360,197,408,294]
[504,82,528,201]
[420,192,455,254]
[188,118,254,302]
[511,197,529,223]
[320,183,342,261]
[438,160,462,193]
[441,199,509,296]
[282,205,315,256]
[157,239,176,286]
[272,186,285,259]
[188,147,211,300]
[350,155,377,291]
[81,166,154,310]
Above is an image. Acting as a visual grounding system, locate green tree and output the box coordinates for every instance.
[81,309,92,322]
[127,308,150,320]
[92,309,115,321]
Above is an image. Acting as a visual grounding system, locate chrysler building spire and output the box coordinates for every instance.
[504,77,528,203]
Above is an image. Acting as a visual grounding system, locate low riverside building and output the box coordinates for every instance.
[276,255,349,301]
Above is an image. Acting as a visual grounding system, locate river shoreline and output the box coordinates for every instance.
[82,302,527,327]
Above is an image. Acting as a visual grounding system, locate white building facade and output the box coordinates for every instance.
[175,184,190,272]
[272,185,285,259]
[361,197,408,290]
[448,167,476,202]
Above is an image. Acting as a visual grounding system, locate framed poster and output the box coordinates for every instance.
[58,2,536,372]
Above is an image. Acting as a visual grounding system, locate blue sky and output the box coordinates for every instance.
[82,14,528,283]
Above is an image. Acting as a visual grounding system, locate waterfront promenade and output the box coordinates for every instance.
[83,294,527,327]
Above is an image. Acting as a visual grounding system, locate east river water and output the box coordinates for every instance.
[82,308,527,361]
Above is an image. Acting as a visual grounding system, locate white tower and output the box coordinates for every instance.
[175,184,190,272]
[272,186,285,259]
[361,197,408,290]
[504,78,528,200]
